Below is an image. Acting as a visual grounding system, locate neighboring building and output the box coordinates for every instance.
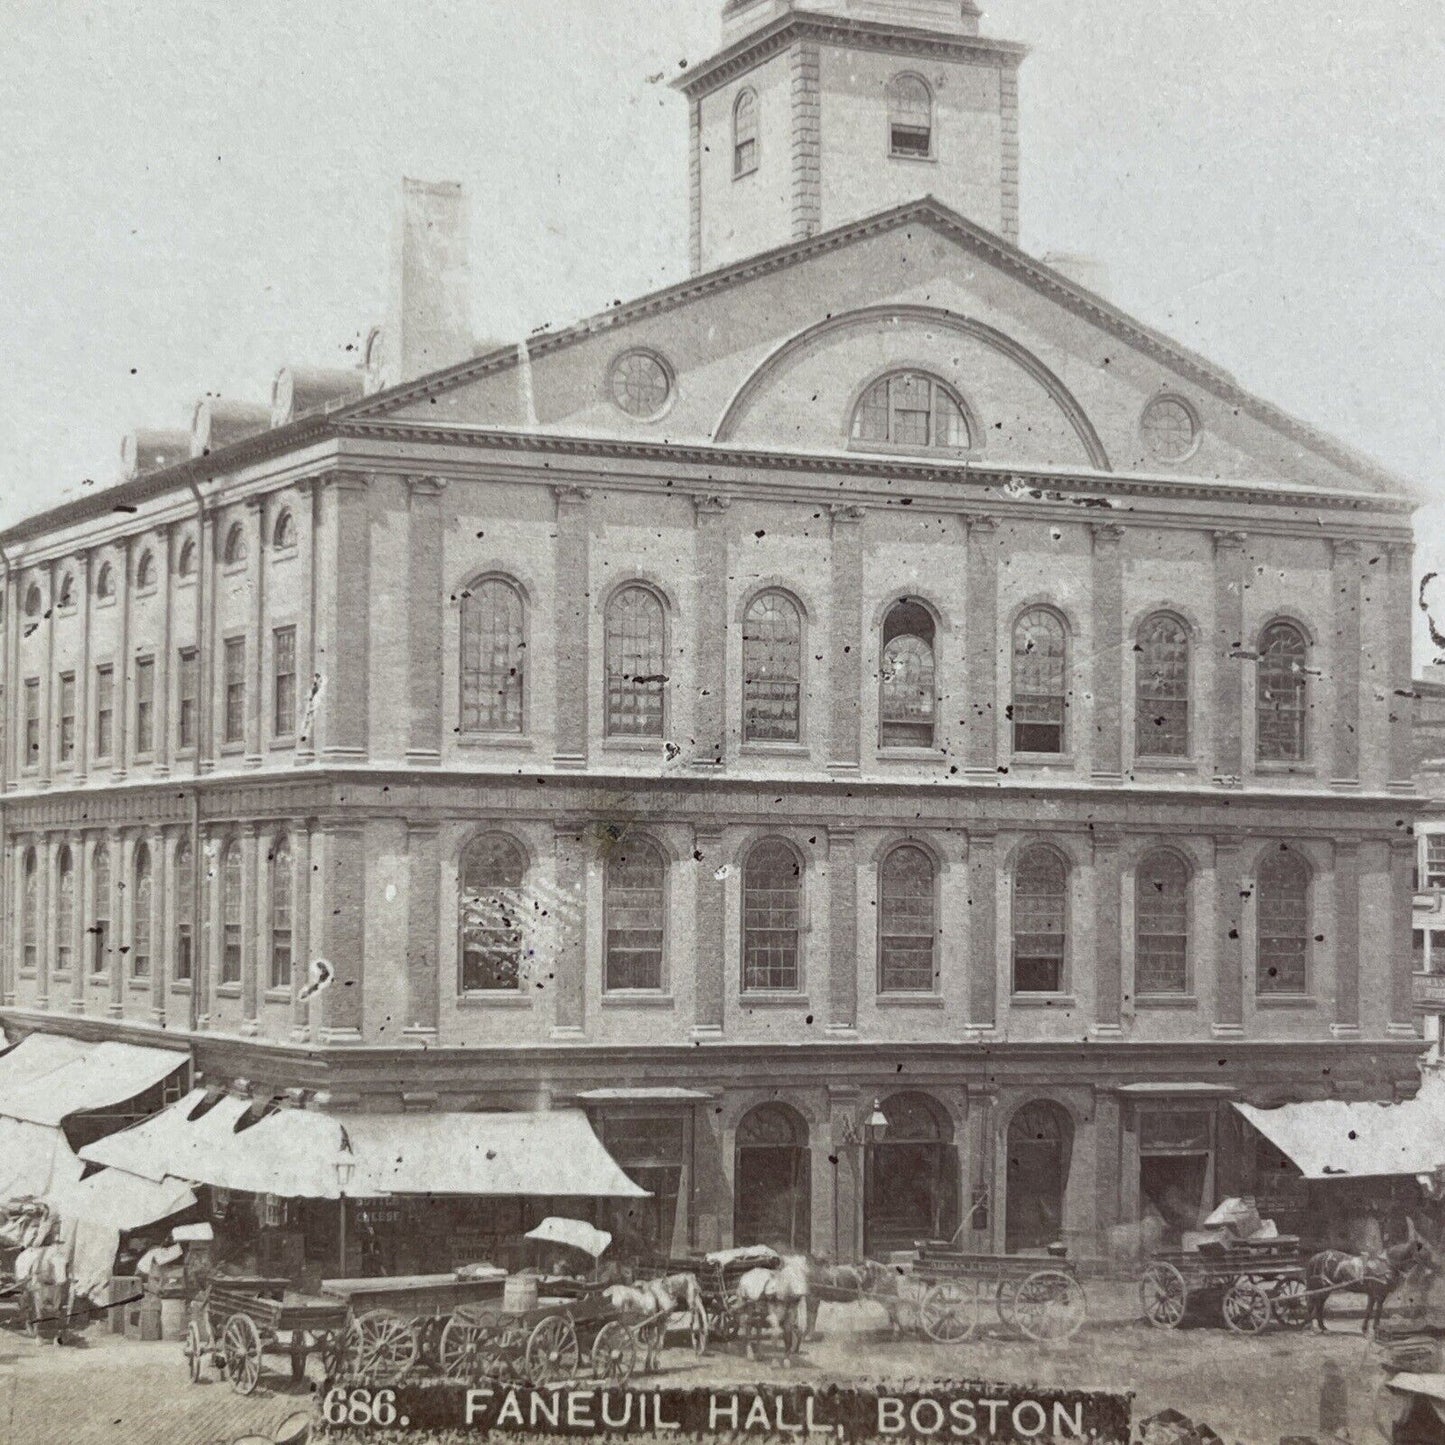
[1412,665,1445,1051]
[0,0,1425,1263]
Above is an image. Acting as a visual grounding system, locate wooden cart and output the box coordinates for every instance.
[1139,1236,1310,1333]
[186,1277,350,1395]
[910,1241,1088,1343]
[322,1270,507,1385]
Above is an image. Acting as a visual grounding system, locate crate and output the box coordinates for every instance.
[109,1276,140,1335]
[124,1298,163,1342]
[159,1296,188,1342]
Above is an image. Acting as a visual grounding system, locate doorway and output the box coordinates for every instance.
[734,1103,811,1251]
[864,1091,958,1258]
[1005,1100,1073,1253]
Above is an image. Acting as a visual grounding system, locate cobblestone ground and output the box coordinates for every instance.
[0,1284,1401,1445]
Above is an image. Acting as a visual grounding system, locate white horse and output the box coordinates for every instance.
[736,1256,808,1365]
[603,1273,707,1371]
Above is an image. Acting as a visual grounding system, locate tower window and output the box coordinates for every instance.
[733,87,759,177]
[888,74,933,159]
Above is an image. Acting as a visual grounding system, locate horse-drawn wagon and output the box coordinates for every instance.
[1139,1236,1310,1333]
[639,1244,779,1347]
[908,1240,1088,1343]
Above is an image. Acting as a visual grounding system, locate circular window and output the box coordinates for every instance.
[609,350,672,419]
[1141,396,1198,463]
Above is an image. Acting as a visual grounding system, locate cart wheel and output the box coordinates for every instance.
[525,1315,580,1386]
[591,1320,637,1383]
[353,1310,419,1384]
[995,1279,1019,1332]
[919,1280,980,1343]
[440,1310,498,1382]
[689,1305,709,1356]
[489,1321,528,1381]
[1139,1261,1188,1329]
[710,1305,738,1343]
[1222,1278,1271,1334]
[1270,1278,1311,1330]
[221,1314,263,1396]
[320,1330,351,1381]
[1014,1271,1087,1342]
[185,1320,207,1383]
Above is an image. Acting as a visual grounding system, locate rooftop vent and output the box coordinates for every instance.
[270,366,366,427]
[120,429,190,480]
[190,399,271,458]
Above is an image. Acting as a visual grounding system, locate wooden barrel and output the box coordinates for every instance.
[503,1274,538,1313]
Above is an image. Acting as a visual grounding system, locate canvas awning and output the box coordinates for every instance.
[0,1037,184,1126]
[1233,1075,1445,1180]
[82,1092,648,1201]
[525,1217,614,1258]
[0,1117,84,1200]
[574,1087,714,1102]
[46,1169,197,1232]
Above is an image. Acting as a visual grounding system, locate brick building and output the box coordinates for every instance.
[0,0,1426,1264]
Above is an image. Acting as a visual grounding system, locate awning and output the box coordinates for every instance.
[1118,1083,1235,1097]
[1233,1075,1445,1180]
[0,1038,184,1126]
[0,1033,92,1091]
[46,1170,197,1232]
[0,1117,83,1199]
[82,1093,648,1201]
[575,1087,714,1102]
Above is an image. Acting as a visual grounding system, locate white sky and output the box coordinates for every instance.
[2,0,1443,642]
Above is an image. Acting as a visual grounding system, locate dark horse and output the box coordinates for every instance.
[1306,1222,1439,1334]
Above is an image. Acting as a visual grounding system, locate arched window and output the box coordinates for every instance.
[92,843,111,975]
[733,87,759,177]
[735,1103,811,1251]
[1005,1100,1074,1252]
[136,551,157,590]
[604,585,667,738]
[742,591,802,743]
[1013,608,1067,754]
[604,838,665,991]
[888,73,933,157]
[21,848,38,973]
[175,840,194,983]
[851,371,968,450]
[879,844,936,993]
[1136,849,1189,995]
[1136,613,1189,758]
[57,573,75,609]
[880,599,937,747]
[132,844,152,979]
[272,510,297,550]
[177,539,197,578]
[55,846,74,974]
[223,523,247,566]
[1013,845,1066,993]
[460,577,525,735]
[743,839,803,993]
[460,834,527,993]
[96,564,115,600]
[1258,848,1310,995]
[221,840,243,984]
[270,836,292,990]
[23,584,41,618]
[1257,621,1308,763]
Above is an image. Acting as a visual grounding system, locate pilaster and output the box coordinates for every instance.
[1211,531,1247,786]
[156,526,175,775]
[827,505,865,775]
[244,497,265,766]
[964,517,999,776]
[108,829,127,1018]
[1331,839,1360,1037]
[75,551,91,783]
[320,472,372,763]
[1089,523,1125,783]
[1211,835,1245,1037]
[1387,541,1416,791]
[552,821,587,1037]
[403,821,441,1044]
[789,38,821,241]
[1090,829,1123,1034]
[1329,538,1362,788]
[691,495,731,769]
[1390,836,1421,1036]
[692,825,726,1038]
[825,827,857,1035]
[315,823,366,1043]
[405,476,447,765]
[552,487,592,770]
[113,539,133,781]
[34,833,51,1011]
[966,828,997,1030]
[290,820,314,1042]
[241,822,261,1034]
[39,561,55,786]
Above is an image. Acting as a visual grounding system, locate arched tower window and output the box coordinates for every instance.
[1013,608,1067,754]
[733,88,759,177]
[460,577,525,735]
[95,563,115,600]
[1136,613,1189,758]
[132,844,152,979]
[272,510,296,550]
[1013,845,1066,994]
[136,551,157,590]
[270,836,293,990]
[604,585,667,739]
[1257,621,1308,763]
[460,834,527,993]
[604,838,665,992]
[742,591,802,743]
[743,839,803,993]
[887,73,933,158]
[880,599,937,747]
[221,840,243,984]
[1257,848,1310,995]
[223,523,247,566]
[878,844,936,993]
[177,539,197,578]
[55,846,74,975]
[851,371,968,450]
[1136,849,1189,995]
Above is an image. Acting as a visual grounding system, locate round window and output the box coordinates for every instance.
[1141,396,1198,463]
[609,350,672,419]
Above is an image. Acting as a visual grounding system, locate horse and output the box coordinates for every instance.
[802,1258,894,1340]
[736,1255,809,1365]
[602,1273,706,1371]
[857,1265,932,1337]
[1306,1220,1439,1334]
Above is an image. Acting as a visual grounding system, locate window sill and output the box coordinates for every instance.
[740,742,810,758]
[133,751,154,765]
[216,983,241,999]
[1254,761,1316,777]
[174,746,198,761]
[888,150,938,165]
[848,439,976,463]
[739,993,810,1009]
[128,977,152,992]
[264,987,292,1004]
[18,970,36,981]
[733,165,758,181]
[94,596,116,610]
[57,605,77,619]
[876,747,945,762]
[601,736,668,753]
[271,546,299,563]
[93,756,113,768]
[87,974,110,986]
[1010,993,1078,1009]
[55,760,75,774]
[876,993,945,1007]
[600,993,675,1010]
[219,742,245,757]
[170,981,194,995]
[456,733,533,750]
[1008,753,1076,769]
[175,577,196,589]
[1254,994,1317,1009]
[269,736,296,752]
[456,992,532,1009]
[1134,994,1198,1010]
[1131,756,1199,772]
[222,562,248,578]
[135,586,158,601]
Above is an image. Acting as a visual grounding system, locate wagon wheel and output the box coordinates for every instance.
[1139,1261,1189,1329]
[320,1330,351,1381]
[439,1310,498,1382]
[995,1278,1020,1331]
[920,1279,981,1343]
[488,1321,529,1380]
[352,1309,419,1384]
[1270,1277,1311,1330]
[185,1320,207,1383]
[1014,1271,1087,1342]
[688,1305,709,1356]
[289,1332,309,1383]
[591,1320,637,1383]
[221,1314,263,1396]
[710,1302,739,1342]
[1222,1278,1271,1334]
[525,1315,580,1386]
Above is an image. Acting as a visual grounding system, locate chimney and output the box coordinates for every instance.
[1042,252,1111,301]
[190,399,271,458]
[269,366,366,427]
[387,178,475,384]
[120,429,190,479]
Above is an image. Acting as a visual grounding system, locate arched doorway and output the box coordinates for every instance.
[1005,1100,1074,1253]
[864,1092,958,1259]
[734,1103,811,1251]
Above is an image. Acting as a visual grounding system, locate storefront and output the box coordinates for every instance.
[1003,1100,1072,1253]
[733,1102,810,1251]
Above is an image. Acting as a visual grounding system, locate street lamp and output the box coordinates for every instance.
[835,1100,889,1263]
[865,1099,890,1142]
[335,1147,357,1275]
